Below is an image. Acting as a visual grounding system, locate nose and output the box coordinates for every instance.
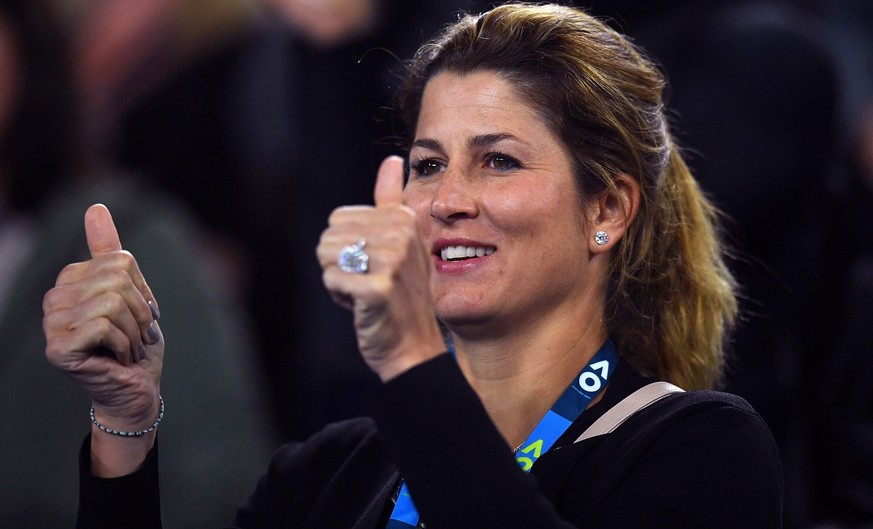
[429,168,478,221]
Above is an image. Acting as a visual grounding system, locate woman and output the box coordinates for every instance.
[43,4,783,528]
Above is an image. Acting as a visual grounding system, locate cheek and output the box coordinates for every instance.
[482,186,556,236]
[402,185,428,212]
[497,191,589,265]
[403,185,431,217]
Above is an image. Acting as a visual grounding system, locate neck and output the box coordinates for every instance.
[451,297,606,450]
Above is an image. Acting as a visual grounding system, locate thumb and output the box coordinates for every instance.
[84,203,123,257]
[373,155,405,208]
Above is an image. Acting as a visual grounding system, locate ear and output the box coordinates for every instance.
[587,174,641,254]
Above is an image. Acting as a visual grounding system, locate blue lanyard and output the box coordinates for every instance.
[386,339,619,528]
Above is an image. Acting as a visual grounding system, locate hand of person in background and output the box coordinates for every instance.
[317,156,445,382]
[43,204,163,476]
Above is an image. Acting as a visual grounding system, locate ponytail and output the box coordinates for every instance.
[608,144,737,389]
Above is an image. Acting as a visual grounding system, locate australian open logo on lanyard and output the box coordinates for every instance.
[386,339,619,528]
[515,338,617,471]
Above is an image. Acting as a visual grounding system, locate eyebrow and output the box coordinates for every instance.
[411,133,526,153]
[470,133,521,147]
[411,138,443,151]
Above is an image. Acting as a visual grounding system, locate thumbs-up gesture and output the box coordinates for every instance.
[317,156,446,381]
[43,204,163,472]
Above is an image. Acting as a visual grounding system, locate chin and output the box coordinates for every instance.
[435,303,497,337]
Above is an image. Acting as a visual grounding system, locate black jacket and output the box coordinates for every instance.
[78,354,783,528]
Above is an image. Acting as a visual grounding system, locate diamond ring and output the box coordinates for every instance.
[337,239,369,274]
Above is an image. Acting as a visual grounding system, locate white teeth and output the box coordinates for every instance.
[440,245,495,261]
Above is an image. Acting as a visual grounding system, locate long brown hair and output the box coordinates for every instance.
[396,3,737,389]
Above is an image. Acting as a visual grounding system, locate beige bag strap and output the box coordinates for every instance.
[574,381,685,444]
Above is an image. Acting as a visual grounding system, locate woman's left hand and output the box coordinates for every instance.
[317,156,446,381]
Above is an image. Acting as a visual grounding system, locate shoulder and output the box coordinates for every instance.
[616,388,780,463]
[637,388,764,425]
[608,389,782,524]
[547,390,783,528]
[583,360,774,448]
[634,389,773,439]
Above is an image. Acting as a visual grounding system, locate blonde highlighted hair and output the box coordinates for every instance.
[397,3,737,389]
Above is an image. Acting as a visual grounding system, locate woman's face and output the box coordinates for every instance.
[404,71,603,336]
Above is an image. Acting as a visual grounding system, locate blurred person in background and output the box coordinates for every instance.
[0,0,274,526]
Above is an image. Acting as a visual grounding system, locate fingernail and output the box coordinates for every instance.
[138,344,147,361]
[148,300,161,320]
[147,321,160,345]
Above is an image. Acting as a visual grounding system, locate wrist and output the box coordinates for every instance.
[88,395,163,478]
[91,395,164,437]
[90,427,156,478]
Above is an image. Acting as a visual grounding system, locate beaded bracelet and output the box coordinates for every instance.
[90,396,164,437]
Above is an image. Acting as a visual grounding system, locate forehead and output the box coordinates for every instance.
[415,70,550,140]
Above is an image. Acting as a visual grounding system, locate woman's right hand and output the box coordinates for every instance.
[43,204,164,476]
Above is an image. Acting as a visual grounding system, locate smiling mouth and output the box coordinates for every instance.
[439,245,496,261]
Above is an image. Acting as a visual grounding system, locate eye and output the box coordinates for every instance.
[484,152,521,172]
[409,158,445,178]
